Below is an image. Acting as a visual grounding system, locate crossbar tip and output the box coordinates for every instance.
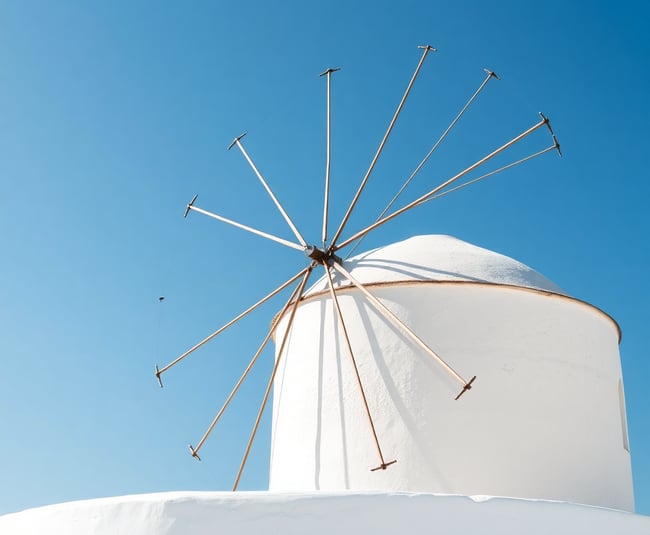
[371,459,397,471]
[184,194,198,218]
[188,445,201,461]
[319,67,341,76]
[539,112,558,143]
[483,68,500,80]
[455,375,476,400]
[552,135,563,157]
[227,132,247,150]
[539,111,556,133]
[154,364,163,388]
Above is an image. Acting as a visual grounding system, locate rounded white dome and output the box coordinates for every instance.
[306,235,565,296]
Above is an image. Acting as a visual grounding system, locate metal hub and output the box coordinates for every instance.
[304,245,342,265]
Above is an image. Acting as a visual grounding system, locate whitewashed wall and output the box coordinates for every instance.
[270,264,632,511]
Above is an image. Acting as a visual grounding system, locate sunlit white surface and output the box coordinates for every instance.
[271,235,632,510]
[1,491,648,535]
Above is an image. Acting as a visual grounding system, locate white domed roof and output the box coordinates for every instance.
[307,235,565,296]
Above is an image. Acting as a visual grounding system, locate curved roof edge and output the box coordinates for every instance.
[298,280,621,343]
[271,235,621,342]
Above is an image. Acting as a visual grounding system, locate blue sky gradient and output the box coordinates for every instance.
[0,1,648,515]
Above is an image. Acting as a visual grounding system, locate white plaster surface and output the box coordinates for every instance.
[1,491,648,535]
[271,235,632,510]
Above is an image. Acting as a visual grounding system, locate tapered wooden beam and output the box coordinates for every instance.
[334,115,550,252]
[330,260,475,400]
[320,67,341,247]
[322,261,395,471]
[346,69,498,257]
[186,202,304,251]
[230,134,308,248]
[187,270,310,459]
[232,265,314,490]
[329,45,436,248]
[155,265,311,383]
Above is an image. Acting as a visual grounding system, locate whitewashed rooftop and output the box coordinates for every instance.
[306,235,565,296]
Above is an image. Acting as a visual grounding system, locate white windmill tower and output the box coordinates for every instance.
[1,45,646,535]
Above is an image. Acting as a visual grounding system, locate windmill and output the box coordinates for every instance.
[154,44,561,491]
[2,43,642,535]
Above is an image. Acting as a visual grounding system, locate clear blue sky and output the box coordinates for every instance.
[1,0,648,516]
